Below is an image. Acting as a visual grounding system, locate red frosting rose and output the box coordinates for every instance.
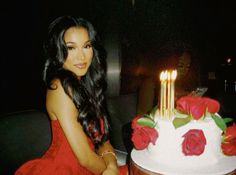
[182,129,206,156]
[131,116,158,150]
[176,96,220,120]
[132,126,158,150]
[202,97,220,113]
[131,115,143,130]
[221,123,236,156]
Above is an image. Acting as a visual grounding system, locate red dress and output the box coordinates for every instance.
[15,120,128,175]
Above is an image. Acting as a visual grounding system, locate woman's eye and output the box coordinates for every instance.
[84,43,92,49]
[67,46,75,50]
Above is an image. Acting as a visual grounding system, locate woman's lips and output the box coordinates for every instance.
[74,63,87,69]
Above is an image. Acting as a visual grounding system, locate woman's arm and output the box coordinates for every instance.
[46,79,106,174]
[97,140,119,175]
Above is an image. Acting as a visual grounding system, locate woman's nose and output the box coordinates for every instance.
[77,50,85,60]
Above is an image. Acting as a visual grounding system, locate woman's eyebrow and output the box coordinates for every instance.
[65,41,75,45]
[65,40,91,45]
[84,40,92,44]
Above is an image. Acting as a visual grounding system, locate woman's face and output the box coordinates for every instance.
[63,27,93,77]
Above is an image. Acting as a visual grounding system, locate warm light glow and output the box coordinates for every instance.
[171,70,177,80]
[160,71,168,81]
[226,58,231,64]
[159,69,177,118]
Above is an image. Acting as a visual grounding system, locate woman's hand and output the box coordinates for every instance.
[102,163,119,175]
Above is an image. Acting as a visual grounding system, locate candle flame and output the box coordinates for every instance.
[160,71,168,81]
[171,70,177,80]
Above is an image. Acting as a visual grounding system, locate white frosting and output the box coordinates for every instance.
[147,112,223,169]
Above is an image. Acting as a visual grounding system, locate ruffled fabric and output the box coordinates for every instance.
[15,120,128,175]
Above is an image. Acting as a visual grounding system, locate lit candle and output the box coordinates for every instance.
[162,71,167,118]
[167,71,171,118]
[160,71,168,117]
[170,70,177,116]
[160,71,164,117]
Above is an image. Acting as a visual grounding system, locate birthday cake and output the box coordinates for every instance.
[131,71,236,175]
[131,96,236,175]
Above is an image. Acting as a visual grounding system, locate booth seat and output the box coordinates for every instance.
[0,93,137,175]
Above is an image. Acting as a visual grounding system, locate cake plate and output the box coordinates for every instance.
[131,149,236,175]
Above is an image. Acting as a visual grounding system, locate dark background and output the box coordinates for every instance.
[1,0,235,115]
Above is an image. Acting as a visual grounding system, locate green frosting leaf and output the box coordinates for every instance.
[173,115,192,129]
[137,117,155,128]
[223,117,233,124]
[212,114,227,131]
[174,109,189,118]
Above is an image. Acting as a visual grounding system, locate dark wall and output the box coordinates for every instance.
[1,0,235,115]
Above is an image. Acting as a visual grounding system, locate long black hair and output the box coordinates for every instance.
[43,15,109,147]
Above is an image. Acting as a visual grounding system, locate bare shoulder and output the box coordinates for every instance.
[46,79,66,107]
[46,79,78,120]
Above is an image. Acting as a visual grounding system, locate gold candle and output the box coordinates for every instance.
[163,71,167,118]
[170,70,177,117]
[160,71,168,117]
[167,71,171,118]
[160,71,164,117]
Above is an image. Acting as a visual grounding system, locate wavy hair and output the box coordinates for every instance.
[43,15,109,147]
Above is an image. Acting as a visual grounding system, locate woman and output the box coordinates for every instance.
[15,16,128,175]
